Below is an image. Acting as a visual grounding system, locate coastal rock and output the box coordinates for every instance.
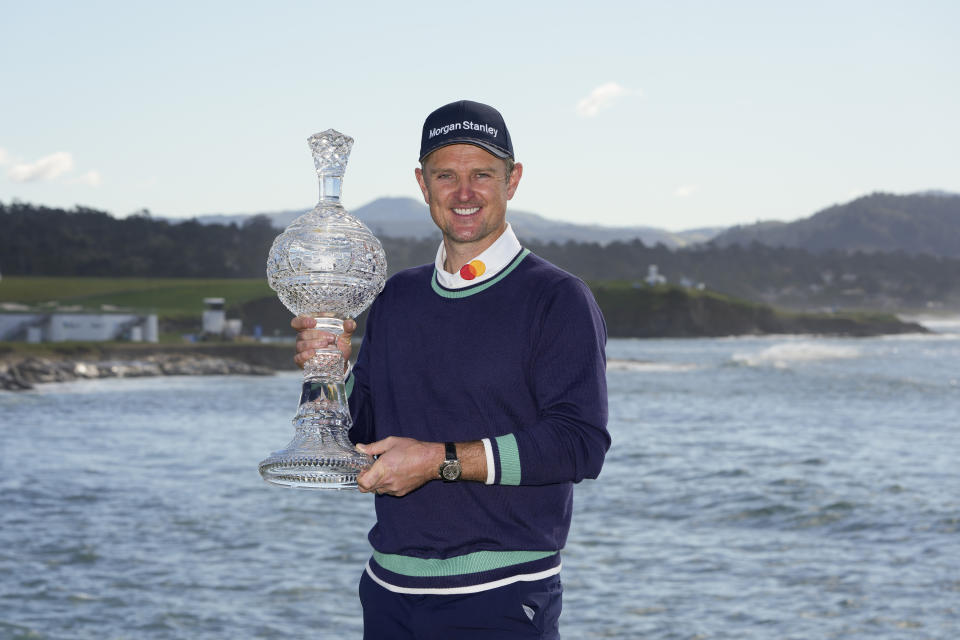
[152,354,273,377]
[0,363,33,391]
[0,354,274,392]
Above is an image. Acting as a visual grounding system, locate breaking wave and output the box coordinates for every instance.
[730,341,861,368]
[606,359,699,373]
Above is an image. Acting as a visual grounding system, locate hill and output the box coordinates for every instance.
[710,191,960,258]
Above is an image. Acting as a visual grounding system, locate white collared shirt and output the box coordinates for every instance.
[433,223,523,289]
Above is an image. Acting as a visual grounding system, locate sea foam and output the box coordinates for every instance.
[607,359,699,373]
[731,341,861,368]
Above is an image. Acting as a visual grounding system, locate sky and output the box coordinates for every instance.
[1,0,958,231]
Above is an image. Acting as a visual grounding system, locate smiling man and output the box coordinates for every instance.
[293,100,610,639]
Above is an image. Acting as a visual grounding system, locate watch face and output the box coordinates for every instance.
[441,461,461,481]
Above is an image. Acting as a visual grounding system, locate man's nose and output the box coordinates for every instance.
[455,181,474,200]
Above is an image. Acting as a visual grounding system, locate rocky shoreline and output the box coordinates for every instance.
[0,302,931,391]
[0,352,277,392]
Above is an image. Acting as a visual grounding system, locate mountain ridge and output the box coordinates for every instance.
[710,191,960,258]
[189,190,960,256]
[191,197,723,248]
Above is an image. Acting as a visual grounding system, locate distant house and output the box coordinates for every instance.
[645,264,667,286]
[0,312,159,343]
[202,298,243,338]
[679,276,706,291]
[202,298,226,335]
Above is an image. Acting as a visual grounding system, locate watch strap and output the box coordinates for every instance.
[439,442,461,482]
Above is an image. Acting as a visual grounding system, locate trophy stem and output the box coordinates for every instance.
[258,315,373,489]
[304,317,347,382]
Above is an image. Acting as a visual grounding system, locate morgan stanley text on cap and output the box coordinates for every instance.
[419,100,514,162]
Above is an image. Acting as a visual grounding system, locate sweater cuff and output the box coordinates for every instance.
[494,433,521,486]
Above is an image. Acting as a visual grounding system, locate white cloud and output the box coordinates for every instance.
[576,82,633,118]
[0,148,9,165]
[71,170,102,187]
[8,151,75,183]
[674,184,699,198]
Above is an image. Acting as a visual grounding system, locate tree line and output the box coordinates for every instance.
[1,202,277,278]
[4,201,960,310]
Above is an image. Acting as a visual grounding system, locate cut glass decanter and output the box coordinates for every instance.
[258,129,387,489]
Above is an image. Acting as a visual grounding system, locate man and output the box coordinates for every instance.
[293,100,609,639]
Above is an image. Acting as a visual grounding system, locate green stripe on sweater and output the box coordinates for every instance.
[373,549,555,577]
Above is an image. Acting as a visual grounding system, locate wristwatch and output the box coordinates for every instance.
[438,442,462,482]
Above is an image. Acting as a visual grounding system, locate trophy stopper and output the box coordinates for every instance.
[309,130,353,201]
[309,129,353,176]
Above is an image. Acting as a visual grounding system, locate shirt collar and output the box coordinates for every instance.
[434,223,523,290]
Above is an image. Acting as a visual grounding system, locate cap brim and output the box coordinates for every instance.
[420,139,512,162]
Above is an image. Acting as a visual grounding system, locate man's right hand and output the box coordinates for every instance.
[292,316,356,369]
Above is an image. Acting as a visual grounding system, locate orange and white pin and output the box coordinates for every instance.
[459,259,486,281]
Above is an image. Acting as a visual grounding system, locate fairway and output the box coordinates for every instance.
[0,276,273,316]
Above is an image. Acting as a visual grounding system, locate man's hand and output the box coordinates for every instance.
[356,437,444,497]
[292,316,356,368]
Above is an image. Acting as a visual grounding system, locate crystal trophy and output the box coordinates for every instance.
[259,129,387,489]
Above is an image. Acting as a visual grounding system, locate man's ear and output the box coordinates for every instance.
[415,167,430,205]
[506,162,523,200]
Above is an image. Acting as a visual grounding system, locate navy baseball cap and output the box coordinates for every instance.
[419,100,514,162]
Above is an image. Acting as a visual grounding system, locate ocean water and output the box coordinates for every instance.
[1,329,958,639]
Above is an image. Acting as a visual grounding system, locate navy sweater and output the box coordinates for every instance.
[347,249,610,592]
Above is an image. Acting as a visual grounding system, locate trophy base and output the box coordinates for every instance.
[259,449,372,489]
[259,462,364,489]
[260,373,372,489]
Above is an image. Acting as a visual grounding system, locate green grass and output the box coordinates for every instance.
[0,276,272,316]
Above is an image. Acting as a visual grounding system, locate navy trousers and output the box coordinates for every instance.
[359,570,563,639]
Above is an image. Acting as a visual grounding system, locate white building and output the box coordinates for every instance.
[0,312,159,343]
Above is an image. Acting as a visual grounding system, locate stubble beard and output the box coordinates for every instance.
[438,208,506,248]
